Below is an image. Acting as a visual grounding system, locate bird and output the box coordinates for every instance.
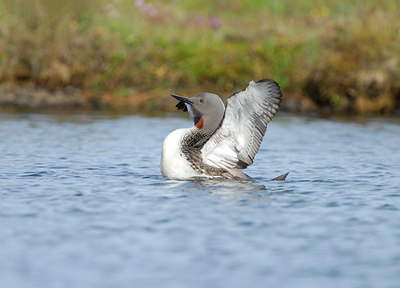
[161,79,283,180]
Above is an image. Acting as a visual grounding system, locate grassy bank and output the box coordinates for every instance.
[0,0,399,114]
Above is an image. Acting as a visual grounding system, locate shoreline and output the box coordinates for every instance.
[0,82,399,116]
[2,2,399,117]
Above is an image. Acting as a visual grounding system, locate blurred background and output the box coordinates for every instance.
[0,0,399,115]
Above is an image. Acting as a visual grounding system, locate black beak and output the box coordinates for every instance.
[171,94,193,112]
[171,94,193,104]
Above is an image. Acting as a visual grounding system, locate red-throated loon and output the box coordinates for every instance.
[161,79,283,180]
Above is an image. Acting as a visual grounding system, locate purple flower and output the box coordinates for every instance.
[134,0,144,8]
[209,17,222,30]
[134,0,159,18]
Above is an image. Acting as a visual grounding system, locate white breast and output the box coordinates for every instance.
[160,128,201,180]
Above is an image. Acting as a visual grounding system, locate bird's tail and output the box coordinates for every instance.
[271,172,289,181]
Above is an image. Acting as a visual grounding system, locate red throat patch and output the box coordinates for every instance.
[195,116,204,129]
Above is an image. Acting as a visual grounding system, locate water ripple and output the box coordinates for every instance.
[0,113,399,288]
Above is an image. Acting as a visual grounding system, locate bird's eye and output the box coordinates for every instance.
[200,99,204,103]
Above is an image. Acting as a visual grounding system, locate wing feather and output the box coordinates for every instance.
[201,79,282,170]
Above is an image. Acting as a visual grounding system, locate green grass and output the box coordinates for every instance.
[0,0,399,114]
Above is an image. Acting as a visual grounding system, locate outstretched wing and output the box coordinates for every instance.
[201,79,282,170]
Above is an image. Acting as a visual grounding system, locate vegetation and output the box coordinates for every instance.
[0,0,399,115]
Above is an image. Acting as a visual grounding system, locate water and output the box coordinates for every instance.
[1,112,399,288]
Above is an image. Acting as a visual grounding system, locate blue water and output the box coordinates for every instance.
[1,112,399,288]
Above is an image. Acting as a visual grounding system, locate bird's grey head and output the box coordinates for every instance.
[171,92,225,135]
